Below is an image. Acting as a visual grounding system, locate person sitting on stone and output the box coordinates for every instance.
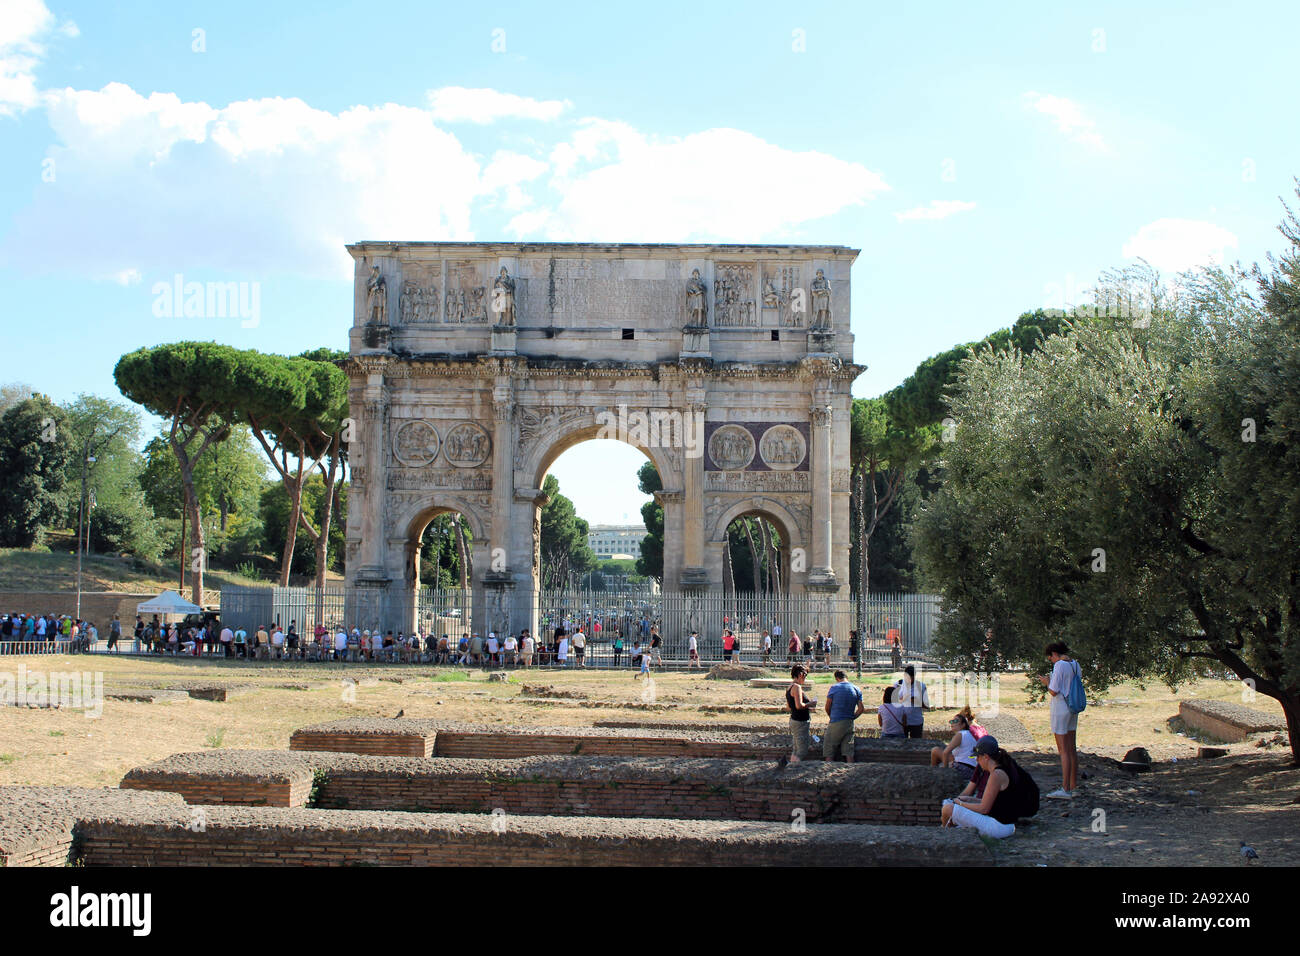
[940,736,1039,839]
[878,685,907,738]
[932,710,981,781]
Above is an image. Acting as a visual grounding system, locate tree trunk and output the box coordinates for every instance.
[723,532,735,598]
[180,464,205,605]
[1282,695,1300,765]
[281,465,304,587]
[743,518,762,594]
[859,468,871,599]
[454,516,469,590]
[311,443,341,592]
[178,505,186,592]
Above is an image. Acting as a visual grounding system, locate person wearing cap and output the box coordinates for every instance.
[940,735,1034,839]
[486,631,500,666]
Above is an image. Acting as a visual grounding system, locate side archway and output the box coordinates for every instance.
[706,496,804,594]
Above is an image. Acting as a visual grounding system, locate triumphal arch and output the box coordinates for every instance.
[342,242,861,637]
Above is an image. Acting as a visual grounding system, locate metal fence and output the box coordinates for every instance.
[215,585,939,668]
[533,588,940,667]
[415,587,474,639]
[0,640,79,655]
[219,585,348,636]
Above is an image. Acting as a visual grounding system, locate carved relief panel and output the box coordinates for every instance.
[392,420,440,466]
[704,423,809,472]
[761,263,803,328]
[398,265,440,323]
[712,263,757,327]
[443,422,492,468]
[444,260,489,323]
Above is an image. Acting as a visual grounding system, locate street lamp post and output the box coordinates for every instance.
[74,452,97,620]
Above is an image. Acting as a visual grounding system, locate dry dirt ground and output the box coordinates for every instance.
[1,654,1294,867]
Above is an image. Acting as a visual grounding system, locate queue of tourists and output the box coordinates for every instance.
[0,612,100,652]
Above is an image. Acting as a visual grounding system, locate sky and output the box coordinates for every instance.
[2,0,1297,525]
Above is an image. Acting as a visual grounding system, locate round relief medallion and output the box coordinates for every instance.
[392,420,440,466]
[759,424,807,471]
[708,424,756,471]
[443,422,492,468]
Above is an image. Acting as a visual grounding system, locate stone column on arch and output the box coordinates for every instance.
[346,371,394,633]
[510,485,551,646]
[654,489,683,591]
[488,382,515,569]
[476,382,517,647]
[806,401,839,592]
[678,398,710,591]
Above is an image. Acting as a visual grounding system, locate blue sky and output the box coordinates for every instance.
[2,0,1297,525]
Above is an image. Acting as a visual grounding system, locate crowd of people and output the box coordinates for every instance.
[781,643,1085,839]
[0,612,104,652]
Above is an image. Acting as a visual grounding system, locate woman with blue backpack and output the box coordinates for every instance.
[1041,641,1085,800]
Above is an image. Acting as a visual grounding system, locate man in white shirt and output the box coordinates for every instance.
[270,627,285,660]
[334,629,348,661]
[688,631,699,669]
[486,631,500,667]
[521,632,535,667]
[503,632,518,667]
[572,628,586,667]
[762,631,773,664]
[220,625,234,658]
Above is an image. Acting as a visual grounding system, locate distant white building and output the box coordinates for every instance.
[587,524,648,560]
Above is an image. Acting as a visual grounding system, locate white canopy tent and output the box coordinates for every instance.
[135,591,201,617]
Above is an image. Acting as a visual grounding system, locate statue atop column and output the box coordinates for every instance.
[685,268,708,327]
[493,266,516,326]
[366,265,388,325]
[809,268,831,331]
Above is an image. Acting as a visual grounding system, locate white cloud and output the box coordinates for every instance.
[4,84,499,279]
[113,268,142,286]
[1022,91,1108,152]
[4,76,884,278]
[427,86,571,123]
[895,199,976,222]
[510,122,888,241]
[0,0,57,115]
[1121,218,1239,273]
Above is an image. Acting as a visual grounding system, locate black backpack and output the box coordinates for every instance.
[1004,757,1040,818]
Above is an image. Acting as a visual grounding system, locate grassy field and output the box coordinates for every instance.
[0,653,1287,789]
[0,546,266,594]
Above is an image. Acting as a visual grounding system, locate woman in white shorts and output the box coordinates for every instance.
[1040,641,1080,799]
[941,735,1033,839]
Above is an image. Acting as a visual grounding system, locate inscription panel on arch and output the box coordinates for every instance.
[387,468,492,491]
